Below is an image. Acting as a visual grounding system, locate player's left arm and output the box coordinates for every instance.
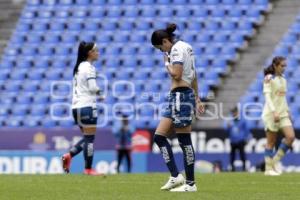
[191,73,205,114]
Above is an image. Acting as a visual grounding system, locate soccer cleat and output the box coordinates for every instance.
[160,174,185,190]
[264,169,280,176]
[170,183,197,192]
[61,153,72,173]
[272,161,283,175]
[84,169,103,176]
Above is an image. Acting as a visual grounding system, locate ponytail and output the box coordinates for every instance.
[73,41,95,76]
[263,56,285,76]
[151,23,177,46]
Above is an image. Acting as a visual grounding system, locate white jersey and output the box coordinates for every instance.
[169,40,196,85]
[72,61,97,109]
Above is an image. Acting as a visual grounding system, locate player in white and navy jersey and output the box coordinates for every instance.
[62,41,102,176]
[151,23,205,192]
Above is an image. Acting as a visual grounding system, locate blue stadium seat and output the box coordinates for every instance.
[66,19,82,31]
[122,57,137,68]
[239,0,252,5]
[192,8,207,18]
[119,20,134,31]
[175,7,191,18]
[228,8,243,18]
[140,0,155,5]
[91,0,106,5]
[112,32,129,43]
[33,94,49,104]
[123,0,138,4]
[75,0,89,5]
[23,117,41,127]
[129,32,146,43]
[4,81,21,92]
[135,20,151,31]
[206,0,219,5]
[89,7,105,18]
[223,0,235,5]
[59,120,75,127]
[157,7,173,18]
[107,7,122,18]
[101,20,117,31]
[11,105,28,116]
[6,117,23,127]
[140,7,156,17]
[49,20,65,31]
[123,7,139,18]
[139,56,154,68]
[42,117,57,127]
[211,8,225,18]
[30,105,46,116]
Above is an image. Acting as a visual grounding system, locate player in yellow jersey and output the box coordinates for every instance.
[262,56,295,176]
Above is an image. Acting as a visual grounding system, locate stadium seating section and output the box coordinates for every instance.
[241,13,300,129]
[0,0,270,128]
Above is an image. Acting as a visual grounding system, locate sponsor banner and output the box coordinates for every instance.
[147,153,300,173]
[0,151,147,174]
[0,128,152,152]
[132,130,151,152]
[152,129,300,154]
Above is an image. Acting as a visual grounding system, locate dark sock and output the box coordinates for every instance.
[177,133,195,186]
[154,134,179,177]
[83,135,95,169]
[69,138,85,157]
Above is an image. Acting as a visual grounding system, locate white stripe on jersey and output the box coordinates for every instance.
[72,61,97,109]
[170,41,196,85]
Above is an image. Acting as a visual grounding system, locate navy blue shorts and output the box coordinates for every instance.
[162,87,196,128]
[72,107,97,128]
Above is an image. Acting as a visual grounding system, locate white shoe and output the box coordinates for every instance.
[170,184,197,192]
[272,162,283,175]
[160,174,185,190]
[264,170,280,176]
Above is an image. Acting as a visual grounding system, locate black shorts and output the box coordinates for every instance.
[72,107,97,128]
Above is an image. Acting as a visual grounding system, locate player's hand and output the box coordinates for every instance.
[196,98,205,115]
[272,112,280,123]
[98,95,105,101]
[164,53,170,63]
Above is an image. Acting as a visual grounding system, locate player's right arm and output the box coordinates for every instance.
[263,74,279,122]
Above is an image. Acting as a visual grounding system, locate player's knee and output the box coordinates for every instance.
[153,133,167,146]
[286,135,295,145]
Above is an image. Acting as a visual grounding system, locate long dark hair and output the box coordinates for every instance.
[151,23,177,46]
[73,41,95,76]
[263,56,285,76]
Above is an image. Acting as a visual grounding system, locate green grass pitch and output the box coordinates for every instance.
[0,173,299,200]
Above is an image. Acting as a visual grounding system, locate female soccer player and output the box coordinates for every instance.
[151,23,205,192]
[61,41,102,175]
[262,56,295,176]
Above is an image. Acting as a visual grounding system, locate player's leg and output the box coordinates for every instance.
[154,118,178,177]
[176,126,195,184]
[125,149,132,173]
[239,141,246,171]
[78,107,101,175]
[116,149,122,173]
[264,130,278,175]
[273,118,295,165]
[230,143,237,172]
[62,109,84,173]
[263,116,280,175]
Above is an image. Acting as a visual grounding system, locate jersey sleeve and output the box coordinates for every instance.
[263,74,272,93]
[170,46,184,65]
[86,66,97,80]
[263,74,275,112]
